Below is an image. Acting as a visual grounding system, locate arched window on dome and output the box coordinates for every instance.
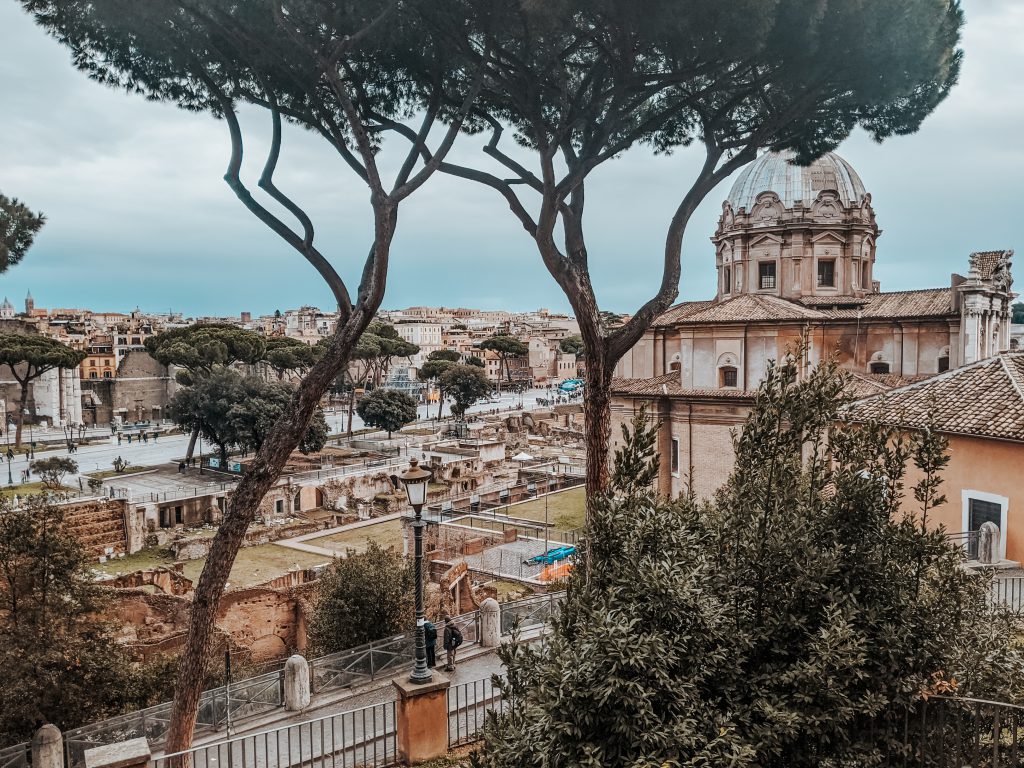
[723,266,732,295]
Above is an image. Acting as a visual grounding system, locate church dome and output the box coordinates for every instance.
[726,149,867,211]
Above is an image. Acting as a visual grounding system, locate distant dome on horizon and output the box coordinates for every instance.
[726,149,867,211]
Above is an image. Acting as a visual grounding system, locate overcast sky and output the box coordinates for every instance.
[1,1,1021,318]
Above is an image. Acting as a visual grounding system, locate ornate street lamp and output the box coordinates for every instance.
[399,457,432,684]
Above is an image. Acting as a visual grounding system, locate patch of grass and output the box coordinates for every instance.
[499,487,585,531]
[85,466,152,480]
[92,546,176,576]
[488,580,535,602]
[0,482,73,499]
[93,542,330,589]
[309,519,405,554]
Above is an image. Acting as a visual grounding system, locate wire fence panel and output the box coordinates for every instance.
[57,593,563,764]
[448,677,505,748]
[0,743,28,768]
[991,577,1024,613]
[153,701,397,768]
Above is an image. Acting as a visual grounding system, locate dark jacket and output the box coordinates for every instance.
[443,624,460,651]
[423,621,437,648]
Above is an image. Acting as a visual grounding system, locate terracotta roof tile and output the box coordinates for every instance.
[971,250,1010,280]
[655,288,955,327]
[844,352,1024,443]
[610,373,756,399]
[844,372,936,399]
[818,288,955,320]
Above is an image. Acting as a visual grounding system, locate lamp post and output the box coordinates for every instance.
[399,457,432,685]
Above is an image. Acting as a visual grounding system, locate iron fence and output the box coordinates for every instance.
[947,530,981,560]
[310,634,415,695]
[448,677,504,748]
[889,695,1024,767]
[153,701,397,768]
[991,577,1024,613]
[500,592,565,635]
[0,743,28,768]
[57,592,562,765]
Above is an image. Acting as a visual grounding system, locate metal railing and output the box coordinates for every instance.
[58,592,564,765]
[0,743,28,768]
[947,530,981,560]
[448,677,504,748]
[153,701,397,768]
[991,577,1024,613]
[500,592,564,635]
[891,695,1024,767]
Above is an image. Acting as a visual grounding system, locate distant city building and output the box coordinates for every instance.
[612,150,1016,500]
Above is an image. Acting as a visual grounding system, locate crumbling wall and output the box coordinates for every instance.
[62,498,130,558]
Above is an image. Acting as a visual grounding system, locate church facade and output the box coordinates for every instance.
[611,150,1016,500]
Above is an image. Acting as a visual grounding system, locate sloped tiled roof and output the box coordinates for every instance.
[820,288,955,320]
[655,288,956,327]
[610,373,757,399]
[844,352,1024,443]
[845,372,935,399]
[656,294,827,326]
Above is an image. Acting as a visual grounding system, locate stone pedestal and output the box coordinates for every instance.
[393,671,451,765]
[480,597,500,647]
[84,738,151,768]
[32,725,63,768]
[284,654,311,711]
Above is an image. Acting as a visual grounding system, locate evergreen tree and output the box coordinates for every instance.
[473,358,1024,767]
[0,194,45,275]
[308,541,414,653]
[355,389,418,438]
[440,364,492,418]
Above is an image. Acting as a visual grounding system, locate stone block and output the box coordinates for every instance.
[284,654,311,711]
[84,738,151,768]
[32,724,63,768]
[480,597,500,648]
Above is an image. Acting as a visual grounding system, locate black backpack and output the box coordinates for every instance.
[425,623,437,643]
[450,626,463,648]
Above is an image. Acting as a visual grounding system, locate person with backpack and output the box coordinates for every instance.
[423,619,438,668]
[443,615,463,672]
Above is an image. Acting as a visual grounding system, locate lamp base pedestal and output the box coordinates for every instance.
[392,671,451,765]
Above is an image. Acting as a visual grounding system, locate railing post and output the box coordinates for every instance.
[32,725,62,768]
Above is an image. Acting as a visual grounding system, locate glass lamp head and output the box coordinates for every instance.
[399,458,431,507]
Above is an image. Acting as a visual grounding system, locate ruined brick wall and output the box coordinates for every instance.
[110,350,177,423]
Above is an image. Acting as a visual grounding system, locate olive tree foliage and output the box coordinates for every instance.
[440,363,491,417]
[355,388,417,438]
[30,457,78,489]
[479,334,528,385]
[473,358,1023,768]
[418,349,461,418]
[0,333,87,448]
[0,496,147,743]
[308,540,414,653]
[167,369,328,463]
[0,194,45,275]
[429,0,964,506]
[20,0,491,748]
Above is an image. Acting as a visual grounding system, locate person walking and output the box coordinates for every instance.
[442,616,462,672]
[424,619,437,668]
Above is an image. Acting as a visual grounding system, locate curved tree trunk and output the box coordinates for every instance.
[581,358,613,504]
[184,427,200,462]
[164,312,370,757]
[14,384,28,450]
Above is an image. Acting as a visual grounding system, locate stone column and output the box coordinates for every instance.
[393,672,451,765]
[32,725,63,768]
[284,654,311,711]
[979,521,1001,565]
[84,738,150,768]
[480,597,501,648]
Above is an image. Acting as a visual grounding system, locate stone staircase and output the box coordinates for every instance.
[62,500,128,558]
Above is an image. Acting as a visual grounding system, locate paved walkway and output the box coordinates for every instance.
[273,513,405,557]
